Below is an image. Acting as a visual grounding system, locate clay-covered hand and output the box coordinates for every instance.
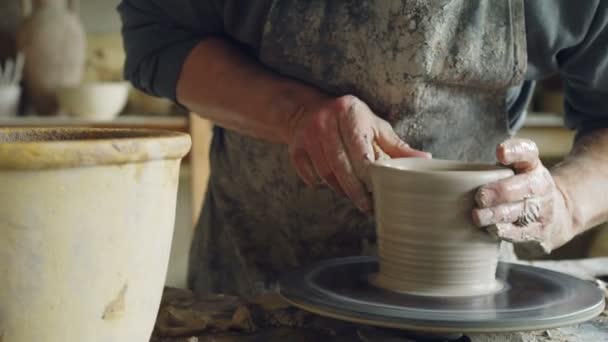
[472,138,575,254]
[287,95,430,212]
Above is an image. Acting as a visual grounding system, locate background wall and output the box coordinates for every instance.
[0,0,121,55]
[80,0,122,33]
[0,0,21,59]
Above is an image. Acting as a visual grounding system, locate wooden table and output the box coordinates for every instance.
[149,286,607,342]
[151,258,608,342]
[151,257,608,342]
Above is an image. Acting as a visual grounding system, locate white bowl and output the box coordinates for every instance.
[57,82,130,121]
[0,85,21,117]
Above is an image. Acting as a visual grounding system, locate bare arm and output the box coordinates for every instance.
[175,38,429,212]
[176,38,325,144]
[553,128,608,235]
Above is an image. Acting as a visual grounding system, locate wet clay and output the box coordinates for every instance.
[370,158,514,296]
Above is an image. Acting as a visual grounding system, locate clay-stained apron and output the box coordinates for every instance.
[189,0,527,297]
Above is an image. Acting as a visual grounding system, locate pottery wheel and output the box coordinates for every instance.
[278,256,605,333]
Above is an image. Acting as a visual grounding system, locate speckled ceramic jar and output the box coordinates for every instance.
[0,128,190,342]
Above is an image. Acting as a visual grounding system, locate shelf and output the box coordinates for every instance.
[518,112,574,159]
[524,112,564,127]
[0,115,189,132]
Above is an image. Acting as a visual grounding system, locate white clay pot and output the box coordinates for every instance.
[57,82,130,121]
[370,158,514,297]
[0,128,191,341]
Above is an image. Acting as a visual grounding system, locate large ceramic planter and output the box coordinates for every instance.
[370,158,514,297]
[0,128,191,341]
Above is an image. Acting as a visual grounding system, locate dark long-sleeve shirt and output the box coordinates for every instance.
[118,0,608,135]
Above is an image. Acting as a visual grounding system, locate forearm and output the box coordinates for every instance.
[176,38,328,144]
[552,127,608,236]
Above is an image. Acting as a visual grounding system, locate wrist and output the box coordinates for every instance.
[551,164,586,236]
[277,84,331,144]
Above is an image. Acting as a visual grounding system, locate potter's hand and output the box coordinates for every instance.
[287,95,430,212]
[472,138,575,254]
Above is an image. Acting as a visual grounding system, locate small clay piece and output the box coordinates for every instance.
[153,287,360,341]
[154,289,257,337]
[369,158,514,296]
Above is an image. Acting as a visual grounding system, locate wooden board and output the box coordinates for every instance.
[150,284,607,342]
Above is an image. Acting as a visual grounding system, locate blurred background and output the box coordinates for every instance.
[0,0,186,118]
[0,0,605,288]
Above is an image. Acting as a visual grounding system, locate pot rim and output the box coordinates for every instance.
[0,127,191,170]
[372,157,513,177]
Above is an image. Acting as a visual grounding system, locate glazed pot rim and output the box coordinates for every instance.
[372,158,513,177]
[0,127,191,170]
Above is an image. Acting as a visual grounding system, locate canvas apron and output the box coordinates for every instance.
[189,0,527,297]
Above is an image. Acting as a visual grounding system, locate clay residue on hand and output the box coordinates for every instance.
[487,223,551,256]
[102,284,128,320]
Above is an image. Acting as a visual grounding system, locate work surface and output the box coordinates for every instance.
[151,258,608,342]
[149,290,607,342]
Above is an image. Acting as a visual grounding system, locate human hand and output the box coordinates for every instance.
[287,95,430,212]
[472,138,576,254]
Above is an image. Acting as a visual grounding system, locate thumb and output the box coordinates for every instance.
[496,139,540,173]
[376,124,431,159]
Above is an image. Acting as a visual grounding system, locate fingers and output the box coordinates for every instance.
[338,106,376,191]
[472,195,550,227]
[486,222,551,255]
[325,113,372,212]
[289,128,344,194]
[472,201,525,227]
[486,222,548,245]
[288,94,429,213]
[306,138,345,194]
[475,167,552,207]
[322,173,346,196]
[496,138,540,172]
[376,120,432,159]
[288,144,317,186]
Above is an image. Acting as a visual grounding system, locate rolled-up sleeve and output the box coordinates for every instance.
[117,0,223,101]
[526,0,608,136]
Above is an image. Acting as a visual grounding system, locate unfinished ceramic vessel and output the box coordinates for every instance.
[17,0,86,115]
[0,128,190,342]
[370,158,514,297]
